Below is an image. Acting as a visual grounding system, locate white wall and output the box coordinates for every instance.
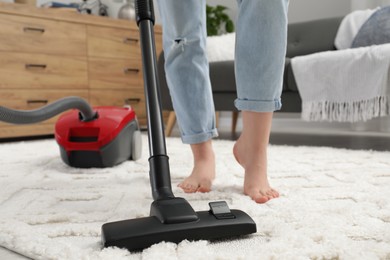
[288,0,350,23]
[204,0,390,23]
[351,0,390,10]
[162,0,351,24]
[156,0,352,25]
[12,0,390,22]
[207,0,351,23]
[35,0,125,17]
[207,0,352,23]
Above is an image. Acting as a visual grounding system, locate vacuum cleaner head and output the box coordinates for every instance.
[102,199,257,251]
[55,106,142,168]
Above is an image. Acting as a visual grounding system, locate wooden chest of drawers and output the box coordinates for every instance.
[0,3,163,138]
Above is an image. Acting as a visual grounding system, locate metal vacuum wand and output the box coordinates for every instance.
[135,0,174,201]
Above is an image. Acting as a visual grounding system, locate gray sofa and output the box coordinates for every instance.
[157,16,344,133]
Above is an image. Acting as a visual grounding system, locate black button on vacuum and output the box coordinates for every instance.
[209,201,236,219]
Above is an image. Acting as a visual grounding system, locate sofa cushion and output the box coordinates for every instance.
[351,6,390,48]
[209,60,237,92]
[287,17,343,57]
[284,57,299,93]
[283,58,290,92]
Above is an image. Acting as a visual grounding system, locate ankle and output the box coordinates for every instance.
[234,135,266,164]
[191,140,215,162]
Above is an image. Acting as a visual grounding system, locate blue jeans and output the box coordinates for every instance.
[157,0,289,144]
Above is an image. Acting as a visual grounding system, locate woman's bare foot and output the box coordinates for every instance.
[178,140,216,193]
[233,111,279,203]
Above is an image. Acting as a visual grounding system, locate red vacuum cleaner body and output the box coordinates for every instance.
[55,106,142,168]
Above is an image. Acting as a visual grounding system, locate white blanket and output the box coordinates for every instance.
[291,44,390,122]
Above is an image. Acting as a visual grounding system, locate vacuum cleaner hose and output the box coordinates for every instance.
[0,96,96,125]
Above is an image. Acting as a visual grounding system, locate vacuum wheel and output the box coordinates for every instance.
[131,130,142,160]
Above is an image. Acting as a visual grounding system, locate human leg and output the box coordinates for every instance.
[234,0,289,203]
[157,0,217,192]
[233,112,279,203]
[178,139,216,193]
[157,0,218,144]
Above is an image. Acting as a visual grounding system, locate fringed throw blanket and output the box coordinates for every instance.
[291,43,390,122]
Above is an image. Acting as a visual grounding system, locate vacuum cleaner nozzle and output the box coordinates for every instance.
[101,199,256,252]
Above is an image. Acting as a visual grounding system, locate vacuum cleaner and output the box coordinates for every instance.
[100,0,257,252]
[0,97,142,168]
[55,105,142,168]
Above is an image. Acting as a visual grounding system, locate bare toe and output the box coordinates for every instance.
[245,189,269,204]
[271,189,280,198]
[253,194,269,204]
[197,179,212,193]
[183,184,198,193]
[183,187,198,193]
[266,190,278,199]
[178,180,198,193]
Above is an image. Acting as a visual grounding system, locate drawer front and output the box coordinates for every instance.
[0,14,87,56]
[0,124,56,139]
[155,32,163,57]
[89,57,142,89]
[0,89,89,126]
[0,52,88,89]
[87,25,140,59]
[89,89,146,125]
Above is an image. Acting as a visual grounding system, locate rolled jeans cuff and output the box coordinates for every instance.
[234,98,282,112]
[181,128,219,144]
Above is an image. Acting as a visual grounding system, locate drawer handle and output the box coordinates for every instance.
[123,37,139,44]
[123,68,140,74]
[27,100,48,105]
[23,27,45,34]
[25,64,47,70]
[125,98,141,104]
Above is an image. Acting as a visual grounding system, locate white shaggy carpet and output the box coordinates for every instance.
[0,135,389,260]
